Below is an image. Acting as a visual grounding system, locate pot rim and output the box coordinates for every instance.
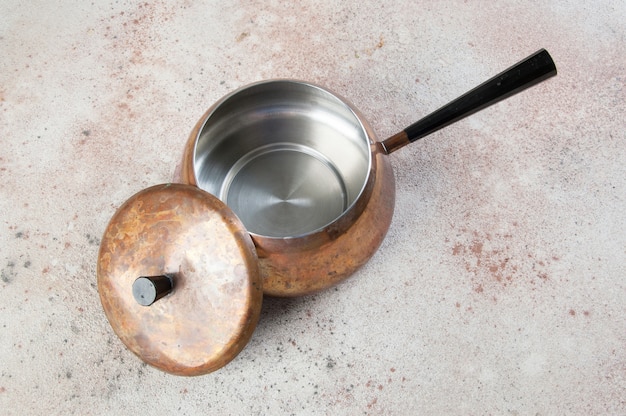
[191,79,378,241]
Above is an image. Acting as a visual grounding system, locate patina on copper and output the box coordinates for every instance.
[97,184,262,376]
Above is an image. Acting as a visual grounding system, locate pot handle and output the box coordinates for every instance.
[381,49,557,154]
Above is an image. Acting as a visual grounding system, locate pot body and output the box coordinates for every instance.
[180,81,395,296]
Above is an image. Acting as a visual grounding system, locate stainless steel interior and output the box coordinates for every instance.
[193,81,372,238]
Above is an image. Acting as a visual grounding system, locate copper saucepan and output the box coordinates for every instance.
[98,49,557,375]
[180,49,557,297]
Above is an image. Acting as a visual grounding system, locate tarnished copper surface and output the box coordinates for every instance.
[181,109,395,297]
[97,184,262,376]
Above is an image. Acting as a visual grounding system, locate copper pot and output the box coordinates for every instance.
[179,49,556,297]
[98,49,556,375]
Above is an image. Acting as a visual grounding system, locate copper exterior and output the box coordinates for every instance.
[97,184,262,375]
[180,104,395,297]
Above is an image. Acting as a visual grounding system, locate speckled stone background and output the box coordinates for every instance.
[1,1,625,414]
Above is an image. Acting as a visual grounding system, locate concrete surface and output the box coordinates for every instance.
[1,0,625,414]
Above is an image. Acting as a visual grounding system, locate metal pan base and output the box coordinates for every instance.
[220,143,348,238]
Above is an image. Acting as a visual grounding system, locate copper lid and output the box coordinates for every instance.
[97,183,262,376]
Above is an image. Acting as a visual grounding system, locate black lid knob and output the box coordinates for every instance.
[132,275,173,306]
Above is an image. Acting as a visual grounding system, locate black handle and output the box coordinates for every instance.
[382,49,557,154]
[132,275,173,306]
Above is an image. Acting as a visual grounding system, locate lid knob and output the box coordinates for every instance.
[132,275,173,306]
